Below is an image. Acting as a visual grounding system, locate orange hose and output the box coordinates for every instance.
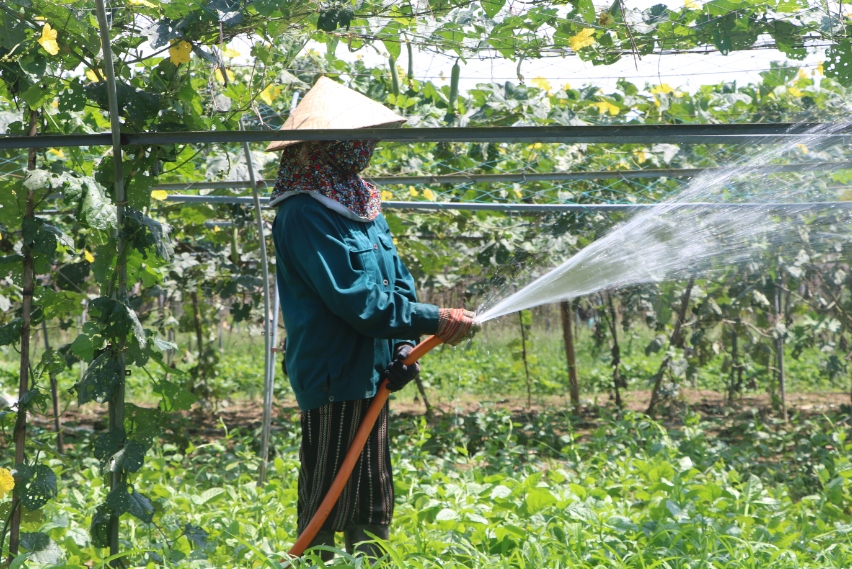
[402,334,442,366]
[287,335,443,558]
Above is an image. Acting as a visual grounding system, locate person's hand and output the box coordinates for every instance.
[436,308,481,346]
[382,343,421,392]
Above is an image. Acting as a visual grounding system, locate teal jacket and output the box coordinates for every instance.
[272,194,441,411]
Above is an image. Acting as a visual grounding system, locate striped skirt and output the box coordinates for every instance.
[297,397,394,533]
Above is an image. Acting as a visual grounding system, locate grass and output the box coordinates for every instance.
[0,318,851,567]
[11,403,852,567]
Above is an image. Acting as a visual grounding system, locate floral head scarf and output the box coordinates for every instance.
[269,140,381,222]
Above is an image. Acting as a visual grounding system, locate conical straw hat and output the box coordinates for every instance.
[265,77,406,152]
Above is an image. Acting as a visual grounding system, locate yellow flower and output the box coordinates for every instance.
[650,84,673,95]
[816,62,824,76]
[787,86,803,97]
[38,23,59,56]
[85,69,100,82]
[653,96,661,107]
[633,148,647,163]
[533,142,543,149]
[47,148,65,159]
[423,188,435,201]
[258,84,282,106]
[381,190,394,201]
[531,77,552,93]
[513,188,523,198]
[408,186,419,197]
[563,83,571,91]
[593,101,619,116]
[214,68,235,83]
[568,28,596,51]
[213,225,221,233]
[150,190,168,201]
[222,46,241,58]
[169,41,192,65]
[796,143,808,154]
[0,469,13,498]
[83,250,95,263]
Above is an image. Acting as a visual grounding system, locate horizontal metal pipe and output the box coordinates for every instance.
[2,124,851,150]
[150,161,852,192]
[161,194,852,212]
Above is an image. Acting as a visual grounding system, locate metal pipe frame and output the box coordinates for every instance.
[149,161,852,192]
[93,0,126,561]
[161,195,852,212]
[2,123,852,150]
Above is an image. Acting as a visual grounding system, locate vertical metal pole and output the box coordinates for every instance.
[94,0,126,560]
[242,127,273,486]
[272,278,281,352]
[256,92,298,485]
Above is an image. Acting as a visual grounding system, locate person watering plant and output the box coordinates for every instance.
[265,77,480,562]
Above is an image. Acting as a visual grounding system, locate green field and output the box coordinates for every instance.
[1,320,850,568]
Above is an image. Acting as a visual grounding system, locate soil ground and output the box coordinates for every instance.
[31,389,850,446]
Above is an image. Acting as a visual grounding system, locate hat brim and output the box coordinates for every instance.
[265,119,406,152]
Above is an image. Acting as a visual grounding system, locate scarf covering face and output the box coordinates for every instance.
[269,140,381,222]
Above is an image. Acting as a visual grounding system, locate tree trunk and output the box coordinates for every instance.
[9,108,39,563]
[606,294,623,409]
[727,322,738,404]
[41,320,63,455]
[647,276,695,416]
[191,291,205,391]
[559,301,580,410]
[413,375,434,418]
[519,311,532,409]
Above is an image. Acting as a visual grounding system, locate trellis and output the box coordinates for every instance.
[2,5,852,554]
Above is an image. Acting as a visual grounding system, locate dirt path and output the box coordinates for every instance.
[31,388,848,446]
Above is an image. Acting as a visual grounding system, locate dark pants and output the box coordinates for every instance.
[297,397,393,534]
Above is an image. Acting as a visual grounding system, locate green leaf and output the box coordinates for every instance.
[0,9,27,49]
[184,524,209,549]
[81,181,117,231]
[0,319,22,347]
[22,218,58,257]
[89,297,146,346]
[122,207,174,262]
[381,20,402,59]
[481,0,506,18]
[17,388,48,411]
[20,532,63,565]
[89,504,111,548]
[55,262,92,292]
[128,490,155,523]
[110,440,147,474]
[36,349,66,378]
[125,404,162,449]
[93,428,126,465]
[525,488,557,513]
[825,39,852,86]
[154,381,197,411]
[14,464,57,511]
[18,84,52,108]
[75,352,123,405]
[70,323,105,362]
[106,482,131,516]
